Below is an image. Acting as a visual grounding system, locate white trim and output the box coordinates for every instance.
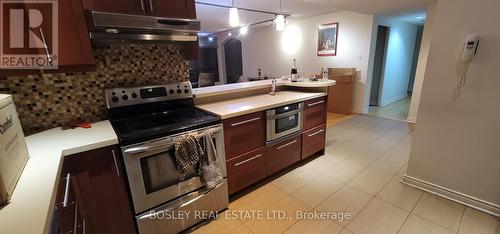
[381,93,407,106]
[406,116,417,123]
[402,174,500,217]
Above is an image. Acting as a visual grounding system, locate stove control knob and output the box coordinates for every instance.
[122,94,129,100]
[112,96,119,103]
[177,89,182,94]
[169,89,175,95]
[131,93,138,99]
[184,89,190,94]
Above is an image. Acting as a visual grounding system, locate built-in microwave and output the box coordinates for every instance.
[266,102,303,142]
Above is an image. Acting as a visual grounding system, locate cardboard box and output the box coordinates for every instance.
[0,94,29,205]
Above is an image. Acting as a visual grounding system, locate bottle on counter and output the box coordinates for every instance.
[269,79,276,95]
[291,59,298,82]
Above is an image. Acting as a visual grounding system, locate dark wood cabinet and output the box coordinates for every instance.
[58,0,96,70]
[303,97,327,131]
[70,146,135,234]
[82,0,145,15]
[302,124,326,159]
[147,0,196,19]
[51,146,135,234]
[52,158,92,234]
[2,0,95,76]
[226,147,266,195]
[82,0,196,19]
[223,112,266,159]
[266,135,302,176]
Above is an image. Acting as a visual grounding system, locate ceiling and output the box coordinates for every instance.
[196,0,431,33]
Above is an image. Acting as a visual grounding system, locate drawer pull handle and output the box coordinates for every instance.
[276,140,298,150]
[307,100,325,107]
[63,173,71,207]
[112,149,120,176]
[308,129,325,137]
[231,117,260,127]
[234,154,263,167]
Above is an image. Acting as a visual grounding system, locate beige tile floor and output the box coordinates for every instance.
[367,96,411,122]
[191,115,500,234]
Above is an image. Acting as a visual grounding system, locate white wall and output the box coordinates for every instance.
[407,3,437,122]
[216,11,374,113]
[373,16,418,106]
[406,0,500,215]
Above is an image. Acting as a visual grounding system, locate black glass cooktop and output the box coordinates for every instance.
[110,107,220,145]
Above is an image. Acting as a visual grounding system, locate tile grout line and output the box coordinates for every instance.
[456,205,467,234]
[396,189,424,233]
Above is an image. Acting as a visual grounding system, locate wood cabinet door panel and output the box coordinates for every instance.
[226,147,266,195]
[302,124,326,159]
[70,146,135,234]
[58,0,96,69]
[223,112,266,159]
[147,0,196,19]
[82,0,144,15]
[266,135,302,175]
[303,97,326,131]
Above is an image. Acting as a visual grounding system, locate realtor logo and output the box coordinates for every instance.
[0,0,58,69]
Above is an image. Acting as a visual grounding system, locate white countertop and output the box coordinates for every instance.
[196,91,326,119]
[193,79,334,99]
[0,120,117,234]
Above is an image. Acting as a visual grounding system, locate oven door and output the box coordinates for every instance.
[121,124,226,214]
[266,103,303,141]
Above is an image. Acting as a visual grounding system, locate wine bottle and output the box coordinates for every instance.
[291,59,298,82]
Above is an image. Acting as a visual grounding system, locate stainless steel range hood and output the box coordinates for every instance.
[87,11,200,43]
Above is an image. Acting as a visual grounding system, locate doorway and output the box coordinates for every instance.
[224,38,243,84]
[369,25,389,107]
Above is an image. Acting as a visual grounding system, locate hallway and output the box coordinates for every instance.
[367,96,411,122]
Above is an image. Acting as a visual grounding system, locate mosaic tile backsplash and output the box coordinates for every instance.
[0,44,189,135]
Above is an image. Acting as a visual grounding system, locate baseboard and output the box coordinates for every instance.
[381,93,408,106]
[402,174,500,217]
[406,116,417,123]
[351,106,368,114]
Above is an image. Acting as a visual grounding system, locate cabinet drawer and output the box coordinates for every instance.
[226,147,266,194]
[303,97,326,130]
[302,124,326,159]
[223,112,265,159]
[266,135,302,175]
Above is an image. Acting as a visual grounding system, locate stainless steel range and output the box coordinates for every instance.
[105,81,228,234]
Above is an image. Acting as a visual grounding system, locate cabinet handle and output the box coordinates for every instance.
[83,218,86,234]
[139,0,145,11]
[149,0,154,12]
[112,150,120,176]
[231,117,260,127]
[307,100,325,107]
[234,154,263,167]
[276,140,298,150]
[63,173,71,207]
[308,129,324,137]
[39,28,53,65]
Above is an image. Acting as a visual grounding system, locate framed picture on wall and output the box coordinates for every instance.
[317,22,339,56]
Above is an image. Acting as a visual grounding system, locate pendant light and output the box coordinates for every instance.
[229,0,240,27]
[275,0,285,31]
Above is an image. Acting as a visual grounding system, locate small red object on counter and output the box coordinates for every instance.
[75,123,92,129]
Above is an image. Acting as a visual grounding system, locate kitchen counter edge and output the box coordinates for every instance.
[0,120,118,234]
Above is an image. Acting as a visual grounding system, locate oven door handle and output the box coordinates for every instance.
[136,182,224,221]
[123,143,174,156]
[268,109,301,119]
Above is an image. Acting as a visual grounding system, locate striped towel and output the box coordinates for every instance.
[174,135,203,173]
